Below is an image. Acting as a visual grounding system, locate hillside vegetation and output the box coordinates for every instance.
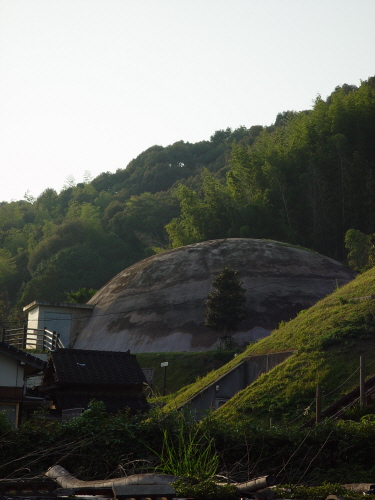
[3,260,375,487]
[165,266,375,425]
[135,349,240,395]
[1,76,375,326]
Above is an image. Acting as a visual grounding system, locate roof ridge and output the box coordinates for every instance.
[0,341,46,367]
[53,348,132,356]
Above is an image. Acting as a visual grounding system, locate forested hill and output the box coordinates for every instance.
[1,76,375,325]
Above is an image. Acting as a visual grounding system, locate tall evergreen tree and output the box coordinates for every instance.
[205,267,246,345]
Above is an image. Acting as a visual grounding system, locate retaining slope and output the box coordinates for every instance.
[179,351,295,419]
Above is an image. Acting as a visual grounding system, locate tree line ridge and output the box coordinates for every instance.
[1,76,375,326]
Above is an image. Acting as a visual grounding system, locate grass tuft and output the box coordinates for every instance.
[146,411,219,481]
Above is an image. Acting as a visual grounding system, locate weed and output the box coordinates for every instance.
[146,412,219,480]
[0,410,12,433]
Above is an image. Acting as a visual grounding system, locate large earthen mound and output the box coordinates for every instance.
[74,239,356,352]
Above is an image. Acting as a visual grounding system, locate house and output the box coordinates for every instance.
[0,341,46,428]
[23,301,95,348]
[38,348,150,417]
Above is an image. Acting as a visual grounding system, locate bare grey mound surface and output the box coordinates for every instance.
[74,238,356,352]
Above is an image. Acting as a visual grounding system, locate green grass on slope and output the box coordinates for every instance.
[217,345,370,425]
[163,348,250,410]
[165,267,375,422]
[135,349,240,395]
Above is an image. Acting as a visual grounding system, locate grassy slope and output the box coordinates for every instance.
[164,267,375,424]
[135,349,240,395]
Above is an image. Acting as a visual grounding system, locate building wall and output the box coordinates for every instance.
[0,352,24,387]
[0,352,25,429]
[28,307,39,331]
[25,303,94,347]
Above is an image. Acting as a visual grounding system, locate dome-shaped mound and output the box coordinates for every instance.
[74,238,356,352]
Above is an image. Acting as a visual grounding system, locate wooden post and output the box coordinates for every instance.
[22,324,27,350]
[42,327,46,352]
[316,386,322,424]
[360,355,365,409]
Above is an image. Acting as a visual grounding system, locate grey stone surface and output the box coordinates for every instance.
[73,238,356,352]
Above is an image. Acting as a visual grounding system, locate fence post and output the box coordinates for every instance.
[316,386,322,424]
[360,355,365,409]
[43,327,46,352]
[53,331,57,350]
[22,325,27,350]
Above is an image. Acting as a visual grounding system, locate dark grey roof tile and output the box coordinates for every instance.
[45,348,146,386]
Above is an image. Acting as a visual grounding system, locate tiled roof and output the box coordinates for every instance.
[0,341,46,370]
[54,391,149,412]
[45,348,147,387]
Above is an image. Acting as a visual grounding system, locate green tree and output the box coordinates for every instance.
[345,229,372,271]
[165,184,207,247]
[107,191,179,250]
[166,170,236,248]
[19,246,112,306]
[65,287,97,304]
[204,267,246,343]
[0,249,17,285]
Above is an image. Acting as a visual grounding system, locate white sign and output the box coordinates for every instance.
[161,362,168,367]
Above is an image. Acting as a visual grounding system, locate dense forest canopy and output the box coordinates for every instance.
[1,76,375,326]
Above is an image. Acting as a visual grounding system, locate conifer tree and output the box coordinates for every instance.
[205,267,246,345]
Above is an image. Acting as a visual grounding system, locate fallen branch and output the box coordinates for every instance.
[46,464,277,494]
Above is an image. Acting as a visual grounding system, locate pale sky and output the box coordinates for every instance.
[1,0,374,203]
